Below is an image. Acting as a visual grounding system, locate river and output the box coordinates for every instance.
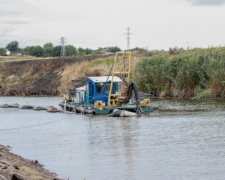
[0,97,225,180]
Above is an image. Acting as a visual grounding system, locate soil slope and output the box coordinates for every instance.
[0,54,143,96]
[0,55,112,96]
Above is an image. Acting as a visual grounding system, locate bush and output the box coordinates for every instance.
[135,47,225,98]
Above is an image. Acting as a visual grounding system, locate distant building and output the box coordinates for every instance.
[131,50,140,54]
[99,48,114,55]
[5,49,10,56]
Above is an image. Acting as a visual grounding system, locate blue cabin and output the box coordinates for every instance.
[85,76,122,105]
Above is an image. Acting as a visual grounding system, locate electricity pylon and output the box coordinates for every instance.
[60,37,66,57]
[125,26,132,50]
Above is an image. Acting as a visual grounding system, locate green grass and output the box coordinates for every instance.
[87,57,114,67]
[0,55,51,62]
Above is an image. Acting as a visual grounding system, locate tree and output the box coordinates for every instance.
[6,41,19,52]
[85,48,92,55]
[43,43,54,57]
[108,46,121,53]
[65,45,77,56]
[91,50,100,55]
[0,48,6,56]
[78,47,85,55]
[53,46,61,57]
[44,47,54,57]
[30,46,44,57]
[22,46,32,54]
[131,47,147,53]
[44,42,54,49]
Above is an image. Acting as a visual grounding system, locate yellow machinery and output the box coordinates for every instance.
[108,52,131,107]
[62,92,76,103]
[94,101,105,110]
[140,98,151,107]
[62,93,69,103]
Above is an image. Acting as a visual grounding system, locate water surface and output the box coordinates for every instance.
[0,97,225,180]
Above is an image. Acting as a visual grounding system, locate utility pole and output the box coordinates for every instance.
[125,26,132,50]
[60,37,66,57]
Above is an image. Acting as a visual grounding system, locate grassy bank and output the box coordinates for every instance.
[134,47,225,99]
[0,55,50,61]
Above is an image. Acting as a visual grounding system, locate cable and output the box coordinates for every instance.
[0,117,71,132]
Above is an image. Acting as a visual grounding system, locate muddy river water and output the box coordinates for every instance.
[0,97,225,180]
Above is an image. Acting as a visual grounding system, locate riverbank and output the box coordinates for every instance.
[0,144,63,180]
[0,55,113,96]
[1,48,225,98]
[0,54,143,96]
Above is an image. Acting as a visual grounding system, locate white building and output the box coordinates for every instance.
[5,49,10,56]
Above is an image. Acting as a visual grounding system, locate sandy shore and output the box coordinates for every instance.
[0,145,64,180]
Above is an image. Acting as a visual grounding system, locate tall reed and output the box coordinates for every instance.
[134,47,225,98]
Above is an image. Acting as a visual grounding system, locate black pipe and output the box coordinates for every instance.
[125,81,140,104]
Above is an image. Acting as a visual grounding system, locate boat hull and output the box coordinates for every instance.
[59,102,154,115]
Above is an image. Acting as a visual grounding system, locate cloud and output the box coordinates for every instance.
[0,10,22,17]
[187,0,225,6]
[2,21,28,25]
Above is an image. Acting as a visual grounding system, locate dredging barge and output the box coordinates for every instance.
[59,52,157,116]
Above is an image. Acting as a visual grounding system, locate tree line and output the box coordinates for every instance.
[0,41,123,57]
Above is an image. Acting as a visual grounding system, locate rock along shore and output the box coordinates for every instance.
[0,145,64,180]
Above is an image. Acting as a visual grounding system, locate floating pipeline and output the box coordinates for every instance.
[33,106,44,111]
[0,103,10,108]
[0,102,159,116]
[0,103,60,113]
[47,106,58,113]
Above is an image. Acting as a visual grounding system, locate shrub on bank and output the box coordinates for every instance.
[135,47,225,98]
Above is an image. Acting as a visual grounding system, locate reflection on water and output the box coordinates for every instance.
[0,97,225,179]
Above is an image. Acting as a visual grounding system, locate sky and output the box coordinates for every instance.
[0,0,225,50]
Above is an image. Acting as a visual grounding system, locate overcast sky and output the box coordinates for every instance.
[0,0,225,50]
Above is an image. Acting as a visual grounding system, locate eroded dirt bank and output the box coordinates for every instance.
[0,55,112,96]
[0,145,64,180]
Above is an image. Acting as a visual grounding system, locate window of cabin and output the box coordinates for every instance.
[105,82,111,93]
[96,83,103,94]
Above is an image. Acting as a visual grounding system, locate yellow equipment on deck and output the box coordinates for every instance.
[108,52,131,107]
[140,98,151,107]
[94,101,105,110]
[62,92,76,103]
